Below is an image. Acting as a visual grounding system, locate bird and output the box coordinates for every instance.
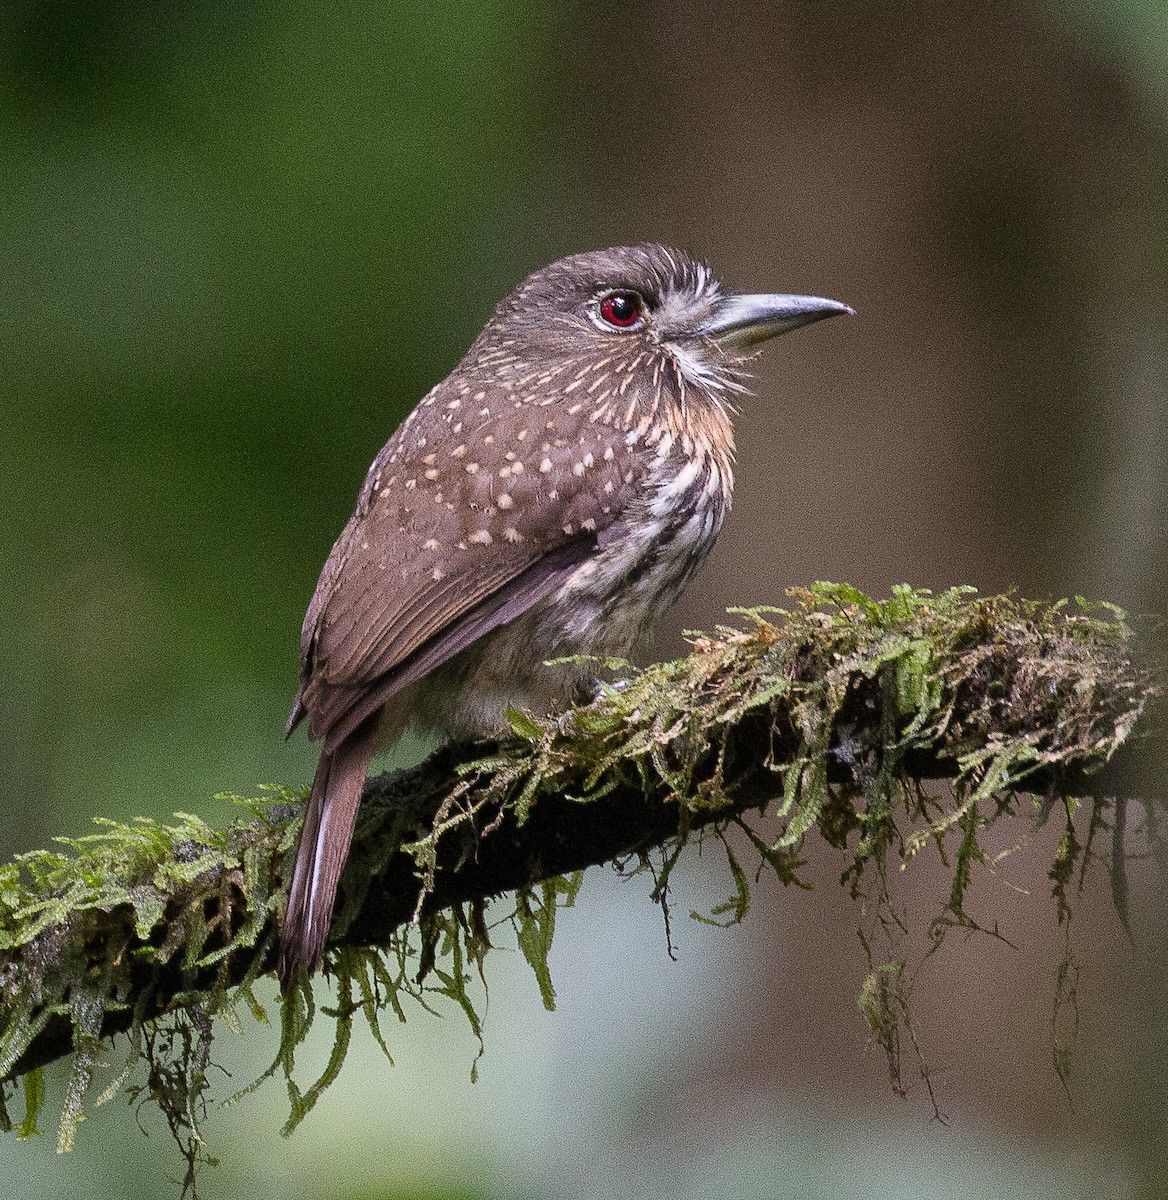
[278,243,851,987]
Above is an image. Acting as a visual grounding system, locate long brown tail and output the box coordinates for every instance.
[278,724,378,990]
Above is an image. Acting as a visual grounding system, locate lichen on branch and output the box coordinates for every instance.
[0,584,1160,1183]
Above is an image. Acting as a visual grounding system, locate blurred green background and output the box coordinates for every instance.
[2,1,1167,1196]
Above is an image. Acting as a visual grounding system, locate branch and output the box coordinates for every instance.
[0,585,1161,1147]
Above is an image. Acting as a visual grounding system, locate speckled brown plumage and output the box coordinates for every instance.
[278,244,851,986]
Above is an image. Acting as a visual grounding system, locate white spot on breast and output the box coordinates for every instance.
[539,457,552,473]
[497,492,513,509]
[466,462,480,474]
[469,529,493,545]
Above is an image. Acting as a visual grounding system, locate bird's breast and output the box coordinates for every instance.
[544,440,732,652]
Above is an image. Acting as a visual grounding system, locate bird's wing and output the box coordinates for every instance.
[292,392,648,747]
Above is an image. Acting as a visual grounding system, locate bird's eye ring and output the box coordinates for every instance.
[598,291,643,329]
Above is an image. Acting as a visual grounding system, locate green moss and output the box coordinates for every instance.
[0,585,1158,1189]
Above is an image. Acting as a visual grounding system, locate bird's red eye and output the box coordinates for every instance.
[599,292,642,328]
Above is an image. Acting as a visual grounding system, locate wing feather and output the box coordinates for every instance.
[291,390,646,743]
[318,539,592,750]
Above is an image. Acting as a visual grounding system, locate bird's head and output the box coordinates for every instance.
[478,243,852,397]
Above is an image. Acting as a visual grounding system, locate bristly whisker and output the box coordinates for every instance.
[668,335,752,396]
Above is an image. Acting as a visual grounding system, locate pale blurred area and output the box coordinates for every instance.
[1,2,1166,1197]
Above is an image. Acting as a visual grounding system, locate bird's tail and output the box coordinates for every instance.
[278,725,377,990]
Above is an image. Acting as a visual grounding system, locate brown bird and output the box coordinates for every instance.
[279,244,851,986]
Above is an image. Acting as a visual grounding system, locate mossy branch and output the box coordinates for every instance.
[0,585,1162,1168]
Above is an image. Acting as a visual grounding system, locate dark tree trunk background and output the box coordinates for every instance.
[554,2,1168,1185]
